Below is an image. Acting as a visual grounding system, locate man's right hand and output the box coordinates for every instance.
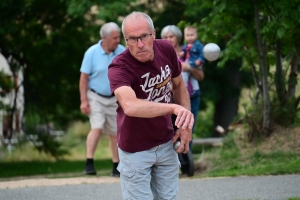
[173,105,194,130]
[80,100,90,115]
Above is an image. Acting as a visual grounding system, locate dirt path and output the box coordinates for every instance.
[0,176,120,189]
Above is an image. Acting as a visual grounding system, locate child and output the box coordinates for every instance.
[179,26,205,95]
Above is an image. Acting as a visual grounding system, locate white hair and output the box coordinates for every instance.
[121,11,155,37]
[161,25,182,42]
[100,22,120,38]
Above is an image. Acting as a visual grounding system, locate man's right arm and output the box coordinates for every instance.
[114,86,192,129]
[79,73,90,115]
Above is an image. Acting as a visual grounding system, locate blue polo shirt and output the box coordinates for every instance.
[80,40,126,96]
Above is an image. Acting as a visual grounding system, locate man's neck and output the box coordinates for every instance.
[101,41,113,54]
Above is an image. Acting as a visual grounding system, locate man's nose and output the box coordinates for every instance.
[137,38,144,47]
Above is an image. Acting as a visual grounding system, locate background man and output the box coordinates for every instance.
[79,22,125,177]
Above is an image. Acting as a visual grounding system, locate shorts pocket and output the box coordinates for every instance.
[117,162,135,178]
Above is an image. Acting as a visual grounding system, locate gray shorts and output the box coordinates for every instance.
[87,89,117,135]
[117,140,180,200]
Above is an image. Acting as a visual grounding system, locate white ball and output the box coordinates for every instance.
[203,43,220,61]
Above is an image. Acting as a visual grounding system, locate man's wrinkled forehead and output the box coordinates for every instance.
[123,17,150,37]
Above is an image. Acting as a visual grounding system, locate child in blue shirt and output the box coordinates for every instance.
[179,26,205,95]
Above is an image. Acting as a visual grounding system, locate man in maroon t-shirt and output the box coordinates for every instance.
[108,11,193,199]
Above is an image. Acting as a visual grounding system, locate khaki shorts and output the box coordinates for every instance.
[87,89,117,135]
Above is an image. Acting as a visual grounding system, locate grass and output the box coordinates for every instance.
[0,122,114,180]
[194,101,214,138]
[0,159,112,179]
[1,117,300,181]
[1,119,300,200]
[192,125,300,178]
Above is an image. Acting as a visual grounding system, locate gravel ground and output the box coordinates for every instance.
[0,176,120,189]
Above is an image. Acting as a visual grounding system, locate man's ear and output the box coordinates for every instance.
[102,35,108,40]
[153,29,156,39]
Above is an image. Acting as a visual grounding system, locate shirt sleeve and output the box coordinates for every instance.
[197,42,205,63]
[80,50,92,74]
[108,61,133,95]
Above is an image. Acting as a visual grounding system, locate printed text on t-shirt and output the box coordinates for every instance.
[140,65,172,103]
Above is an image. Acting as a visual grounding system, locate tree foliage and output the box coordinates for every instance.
[186,0,300,137]
[0,0,182,157]
[1,0,300,156]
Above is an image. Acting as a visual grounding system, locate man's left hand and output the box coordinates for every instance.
[172,128,192,154]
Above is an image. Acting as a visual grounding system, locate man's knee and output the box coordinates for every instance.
[89,128,102,135]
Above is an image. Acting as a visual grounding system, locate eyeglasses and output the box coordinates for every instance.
[125,33,153,45]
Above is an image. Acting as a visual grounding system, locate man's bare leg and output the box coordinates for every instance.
[84,128,101,175]
[109,134,120,177]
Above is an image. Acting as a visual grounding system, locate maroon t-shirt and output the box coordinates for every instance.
[108,39,182,152]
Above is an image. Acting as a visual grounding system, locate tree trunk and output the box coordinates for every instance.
[291,52,300,108]
[250,63,262,104]
[275,41,287,106]
[288,53,299,98]
[254,0,271,134]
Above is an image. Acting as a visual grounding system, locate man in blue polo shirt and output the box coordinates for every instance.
[79,22,125,176]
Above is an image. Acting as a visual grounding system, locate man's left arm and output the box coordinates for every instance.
[172,75,193,153]
[172,75,190,111]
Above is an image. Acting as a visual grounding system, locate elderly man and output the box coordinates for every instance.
[108,12,194,199]
[79,22,125,177]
